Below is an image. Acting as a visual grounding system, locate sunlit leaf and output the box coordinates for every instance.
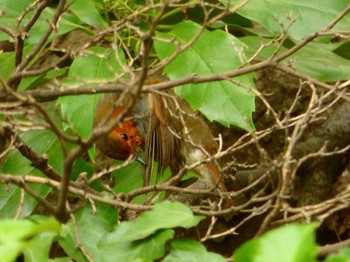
[0,217,60,262]
[325,247,350,262]
[234,223,318,262]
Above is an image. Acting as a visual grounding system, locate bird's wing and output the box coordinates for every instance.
[143,91,178,186]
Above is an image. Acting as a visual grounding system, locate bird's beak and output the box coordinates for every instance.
[134,152,148,166]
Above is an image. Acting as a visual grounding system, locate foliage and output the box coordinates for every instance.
[0,216,62,262]
[234,223,319,262]
[0,0,350,261]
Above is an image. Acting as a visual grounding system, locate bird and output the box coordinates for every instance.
[94,74,232,204]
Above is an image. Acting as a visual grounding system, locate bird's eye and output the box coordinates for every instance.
[120,133,129,140]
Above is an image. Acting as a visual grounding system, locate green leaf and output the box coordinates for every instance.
[59,202,117,262]
[18,68,68,91]
[113,161,144,195]
[163,238,227,262]
[112,161,171,203]
[0,217,60,262]
[57,94,100,140]
[69,0,107,28]
[100,229,174,262]
[98,201,204,261]
[293,45,350,82]
[232,0,350,41]
[0,127,64,218]
[64,46,126,85]
[0,51,16,80]
[155,21,256,131]
[234,223,318,262]
[102,201,204,244]
[325,248,350,262]
[23,231,58,262]
[0,0,84,44]
[241,37,350,82]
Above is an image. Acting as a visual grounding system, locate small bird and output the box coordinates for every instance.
[94,74,231,204]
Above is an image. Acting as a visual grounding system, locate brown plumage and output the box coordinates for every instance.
[94,75,231,203]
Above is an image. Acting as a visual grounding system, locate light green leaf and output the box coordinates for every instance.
[163,238,227,262]
[0,217,60,262]
[232,0,350,41]
[234,223,318,262]
[155,21,256,131]
[23,231,58,262]
[325,247,350,262]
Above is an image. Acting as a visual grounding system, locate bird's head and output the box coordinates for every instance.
[104,119,147,165]
[94,94,147,166]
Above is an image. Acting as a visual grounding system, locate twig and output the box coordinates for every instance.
[14,188,25,219]
[318,238,350,258]
[2,126,61,181]
[0,175,56,214]
[66,202,94,262]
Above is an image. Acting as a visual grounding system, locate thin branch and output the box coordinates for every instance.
[0,175,56,214]
[2,126,61,181]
